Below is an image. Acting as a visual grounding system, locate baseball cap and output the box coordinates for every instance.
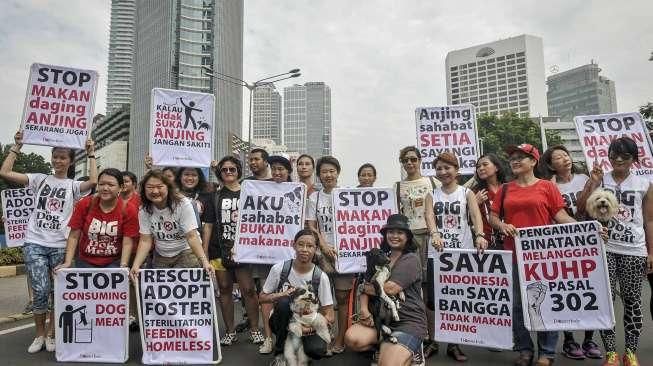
[505,143,540,161]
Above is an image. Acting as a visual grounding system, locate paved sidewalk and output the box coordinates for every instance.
[0,274,30,319]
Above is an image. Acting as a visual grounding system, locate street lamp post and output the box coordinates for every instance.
[202,66,301,145]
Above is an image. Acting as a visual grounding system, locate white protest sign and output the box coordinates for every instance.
[54,268,129,363]
[333,187,396,273]
[515,222,614,331]
[138,268,221,365]
[20,63,98,149]
[150,88,215,167]
[434,249,513,350]
[1,188,35,247]
[574,112,653,179]
[234,180,306,264]
[415,104,479,176]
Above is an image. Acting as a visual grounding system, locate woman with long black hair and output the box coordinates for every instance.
[472,153,508,248]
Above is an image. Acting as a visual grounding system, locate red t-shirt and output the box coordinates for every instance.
[491,180,566,253]
[68,196,139,266]
[125,193,141,209]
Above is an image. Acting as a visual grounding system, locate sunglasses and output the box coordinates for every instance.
[400,157,419,164]
[608,152,634,161]
[220,167,237,173]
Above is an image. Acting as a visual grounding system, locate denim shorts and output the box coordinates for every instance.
[23,242,65,314]
[384,330,423,357]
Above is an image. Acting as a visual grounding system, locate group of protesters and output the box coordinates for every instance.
[1,128,652,366]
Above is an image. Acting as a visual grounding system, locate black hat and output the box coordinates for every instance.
[267,155,293,173]
[380,214,413,239]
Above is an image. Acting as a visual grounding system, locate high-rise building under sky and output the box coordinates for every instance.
[106,0,136,113]
[445,34,547,117]
[128,0,243,177]
[547,62,617,120]
[252,84,282,145]
[283,82,331,158]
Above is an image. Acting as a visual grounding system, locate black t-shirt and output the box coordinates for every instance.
[204,187,240,260]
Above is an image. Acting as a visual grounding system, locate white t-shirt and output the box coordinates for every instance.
[397,177,441,232]
[602,173,650,257]
[555,174,589,217]
[431,186,473,257]
[25,174,88,248]
[139,197,198,257]
[262,261,333,306]
[306,190,334,247]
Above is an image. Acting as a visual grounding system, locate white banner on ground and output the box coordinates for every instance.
[515,222,615,331]
[20,63,98,149]
[138,268,221,365]
[433,249,513,350]
[333,187,397,273]
[234,180,306,264]
[150,88,215,168]
[54,268,129,363]
[415,104,479,176]
[1,188,35,247]
[574,112,653,179]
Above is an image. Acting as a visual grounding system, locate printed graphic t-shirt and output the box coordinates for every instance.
[203,187,240,260]
[68,196,139,266]
[262,261,333,306]
[397,177,441,232]
[491,179,566,253]
[139,197,198,257]
[432,185,473,251]
[306,190,335,247]
[25,174,88,248]
[555,174,589,217]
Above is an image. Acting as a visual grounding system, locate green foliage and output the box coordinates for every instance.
[641,103,653,133]
[477,112,563,160]
[0,247,24,265]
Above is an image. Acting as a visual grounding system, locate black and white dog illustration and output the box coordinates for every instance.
[284,284,330,366]
[364,248,405,338]
[284,186,304,214]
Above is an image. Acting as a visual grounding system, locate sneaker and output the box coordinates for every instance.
[412,347,425,366]
[582,339,603,359]
[27,336,45,353]
[249,329,265,344]
[446,344,467,362]
[220,332,238,346]
[269,354,286,366]
[514,351,534,366]
[259,337,274,354]
[563,340,585,360]
[623,350,639,366]
[535,356,553,366]
[45,337,56,352]
[602,352,620,366]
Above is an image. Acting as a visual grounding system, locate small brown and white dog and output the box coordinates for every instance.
[585,188,619,225]
[285,285,330,366]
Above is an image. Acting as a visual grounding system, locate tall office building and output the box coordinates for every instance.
[446,34,547,117]
[106,0,136,113]
[283,82,331,158]
[547,62,617,120]
[128,0,244,177]
[252,84,282,145]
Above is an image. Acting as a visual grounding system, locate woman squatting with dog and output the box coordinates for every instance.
[259,229,334,366]
[576,137,653,366]
[488,143,577,366]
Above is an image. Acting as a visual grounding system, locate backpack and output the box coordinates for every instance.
[276,259,323,303]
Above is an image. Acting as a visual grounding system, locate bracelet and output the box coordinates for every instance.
[87,155,96,159]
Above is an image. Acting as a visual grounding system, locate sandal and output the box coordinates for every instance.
[446,344,468,362]
[423,340,439,358]
[329,344,346,355]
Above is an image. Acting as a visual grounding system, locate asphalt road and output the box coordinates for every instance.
[1,275,652,365]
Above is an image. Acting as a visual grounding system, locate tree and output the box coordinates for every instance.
[477,112,562,160]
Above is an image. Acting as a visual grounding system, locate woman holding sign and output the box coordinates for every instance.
[0,131,97,353]
[540,145,603,360]
[425,151,488,362]
[129,170,213,276]
[577,137,653,366]
[488,143,576,366]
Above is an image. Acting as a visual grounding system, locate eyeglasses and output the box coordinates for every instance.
[220,167,237,173]
[400,157,419,164]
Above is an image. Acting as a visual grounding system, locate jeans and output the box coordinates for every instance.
[23,242,65,315]
[512,266,559,358]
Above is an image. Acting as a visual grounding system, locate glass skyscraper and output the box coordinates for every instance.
[106,0,136,113]
[283,82,331,158]
[252,84,282,145]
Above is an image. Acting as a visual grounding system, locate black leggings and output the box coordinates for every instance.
[648,273,653,319]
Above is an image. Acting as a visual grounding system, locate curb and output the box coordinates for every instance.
[0,264,26,278]
[0,312,33,325]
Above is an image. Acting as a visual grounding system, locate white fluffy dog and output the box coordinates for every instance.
[284,285,330,366]
[585,188,619,224]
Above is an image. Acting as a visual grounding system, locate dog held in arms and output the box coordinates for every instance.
[585,188,619,225]
[363,248,405,340]
[284,284,330,366]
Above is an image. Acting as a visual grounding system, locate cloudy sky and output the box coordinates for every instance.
[1,0,652,186]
